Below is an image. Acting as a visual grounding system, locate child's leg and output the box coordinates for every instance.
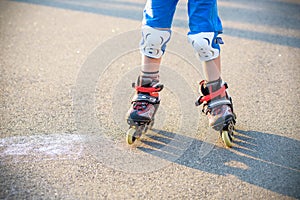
[187,0,223,82]
[139,0,178,79]
[187,0,235,130]
[126,0,178,126]
[204,57,221,82]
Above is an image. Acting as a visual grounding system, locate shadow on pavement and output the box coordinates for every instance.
[138,128,300,199]
[9,0,300,48]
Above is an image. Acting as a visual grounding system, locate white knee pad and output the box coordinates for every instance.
[188,32,220,61]
[140,25,171,59]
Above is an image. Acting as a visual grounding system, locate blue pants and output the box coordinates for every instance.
[143,0,223,34]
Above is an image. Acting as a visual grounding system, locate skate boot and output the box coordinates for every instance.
[126,76,163,144]
[195,78,236,147]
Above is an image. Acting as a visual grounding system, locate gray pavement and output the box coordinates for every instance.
[1,0,300,199]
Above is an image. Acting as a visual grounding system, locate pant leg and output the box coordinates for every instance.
[143,0,179,28]
[188,0,223,34]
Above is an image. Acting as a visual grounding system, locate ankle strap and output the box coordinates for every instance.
[195,83,227,106]
[134,84,163,97]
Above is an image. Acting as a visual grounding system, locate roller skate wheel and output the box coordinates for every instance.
[227,122,235,140]
[126,127,136,145]
[221,130,233,148]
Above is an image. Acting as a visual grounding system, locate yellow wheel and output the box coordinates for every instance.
[126,127,136,145]
[221,131,233,148]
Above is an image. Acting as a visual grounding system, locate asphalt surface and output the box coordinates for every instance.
[1,0,300,199]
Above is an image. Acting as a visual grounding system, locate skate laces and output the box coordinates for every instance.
[210,104,232,116]
[211,105,223,116]
[133,101,148,111]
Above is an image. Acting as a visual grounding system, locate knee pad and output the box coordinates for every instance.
[188,32,221,61]
[140,25,171,59]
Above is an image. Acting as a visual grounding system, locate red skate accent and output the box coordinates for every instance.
[196,84,227,106]
[137,103,155,117]
[133,101,146,111]
[135,86,162,97]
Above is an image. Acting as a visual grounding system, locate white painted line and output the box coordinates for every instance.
[0,133,84,163]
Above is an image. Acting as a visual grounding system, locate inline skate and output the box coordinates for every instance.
[195,78,236,147]
[126,76,163,144]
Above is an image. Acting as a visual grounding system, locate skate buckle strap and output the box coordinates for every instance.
[195,84,227,106]
[134,84,163,98]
